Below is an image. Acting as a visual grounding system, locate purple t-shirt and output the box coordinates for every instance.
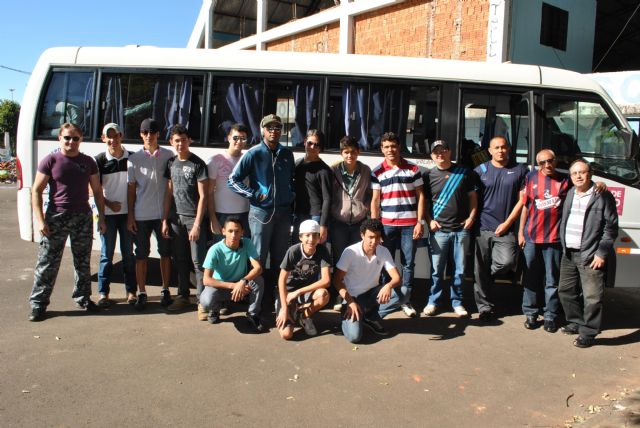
[38,151,98,214]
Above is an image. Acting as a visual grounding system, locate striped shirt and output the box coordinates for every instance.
[565,185,594,249]
[522,170,569,244]
[371,158,423,227]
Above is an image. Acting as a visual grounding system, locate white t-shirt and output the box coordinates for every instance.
[207,152,250,214]
[336,241,395,297]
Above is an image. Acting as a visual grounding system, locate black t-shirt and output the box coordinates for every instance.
[280,243,332,291]
[164,153,208,216]
[294,159,332,226]
[423,165,476,231]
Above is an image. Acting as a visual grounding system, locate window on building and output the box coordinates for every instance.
[326,81,439,153]
[98,73,204,143]
[37,71,95,139]
[210,76,320,147]
[540,3,568,51]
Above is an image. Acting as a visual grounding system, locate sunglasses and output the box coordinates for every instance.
[62,135,80,142]
[267,126,282,132]
[232,136,247,142]
[141,130,157,136]
[537,158,555,166]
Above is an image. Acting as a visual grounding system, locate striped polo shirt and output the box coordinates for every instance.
[565,185,594,250]
[522,170,569,244]
[371,158,423,227]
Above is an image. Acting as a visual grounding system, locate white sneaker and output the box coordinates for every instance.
[453,306,468,317]
[422,304,437,316]
[401,303,417,318]
[300,317,318,336]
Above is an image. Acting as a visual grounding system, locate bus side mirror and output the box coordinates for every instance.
[622,128,638,158]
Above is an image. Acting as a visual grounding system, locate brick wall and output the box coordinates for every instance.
[266,22,340,53]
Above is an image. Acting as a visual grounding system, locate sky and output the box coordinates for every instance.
[0,0,203,104]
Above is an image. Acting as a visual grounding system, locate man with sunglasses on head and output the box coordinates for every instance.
[228,114,295,292]
[127,118,174,310]
[28,123,107,321]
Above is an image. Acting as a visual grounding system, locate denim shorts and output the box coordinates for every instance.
[133,219,171,259]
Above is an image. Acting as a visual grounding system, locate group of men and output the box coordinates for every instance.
[27,113,618,348]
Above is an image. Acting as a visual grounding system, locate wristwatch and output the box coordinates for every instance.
[419,219,426,226]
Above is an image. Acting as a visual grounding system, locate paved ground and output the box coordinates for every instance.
[0,185,639,427]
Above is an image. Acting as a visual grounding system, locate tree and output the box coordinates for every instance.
[0,99,20,154]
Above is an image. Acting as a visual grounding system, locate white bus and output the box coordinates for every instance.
[16,46,640,286]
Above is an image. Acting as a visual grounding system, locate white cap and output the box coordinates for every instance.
[299,219,320,234]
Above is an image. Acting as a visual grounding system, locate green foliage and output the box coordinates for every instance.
[0,99,20,154]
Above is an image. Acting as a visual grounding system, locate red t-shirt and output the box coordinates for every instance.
[522,170,569,244]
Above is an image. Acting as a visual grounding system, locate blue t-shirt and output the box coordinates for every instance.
[203,237,258,282]
[474,161,527,232]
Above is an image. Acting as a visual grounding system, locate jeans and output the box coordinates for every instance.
[473,229,519,313]
[521,242,561,321]
[170,214,208,299]
[249,205,292,270]
[379,225,416,317]
[427,229,470,308]
[199,278,264,316]
[211,212,250,244]
[558,250,605,339]
[98,214,136,296]
[330,219,363,266]
[341,286,383,343]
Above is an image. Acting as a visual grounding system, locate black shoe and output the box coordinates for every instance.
[134,293,147,311]
[543,320,558,333]
[573,335,594,348]
[76,300,100,312]
[561,323,579,335]
[246,313,265,333]
[363,318,389,336]
[208,310,220,324]
[524,315,539,330]
[478,310,495,323]
[160,288,173,307]
[28,307,46,322]
[219,302,229,316]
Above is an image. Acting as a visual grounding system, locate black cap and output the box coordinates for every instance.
[431,140,449,151]
[140,118,159,133]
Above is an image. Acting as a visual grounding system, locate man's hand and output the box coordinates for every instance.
[344,301,362,321]
[231,280,250,302]
[98,218,107,235]
[39,221,50,238]
[127,214,137,234]
[461,216,475,230]
[319,226,328,244]
[161,220,170,239]
[188,225,200,241]
[377,284,392,305]
[413,222,424,239]
[275,306,293,329]
[594,181,607,194]
[518,232,525,249]
[495,222,510,237]
[285,290,299,305]
[107,200,122,213]
[429,220,441,232]
[210,218,222,235]
[590,255,606,270]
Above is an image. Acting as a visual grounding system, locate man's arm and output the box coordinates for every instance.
[161,180,173,239]
[592,192,619,269]
[126,183,137,233]
[463,190,478,230]
[517,195,528,248]
[208,178,221,234]
[287,266,331,303]
[377,266,401,304]
[371,189,381,219]
[318,169,332,243]
[495,193,524,237]
[189,179,207,241]
[333,268,361,321]
[31,172,50,237]
[89,173,107,234]
[228,154,258,201]
[413,185,425,239]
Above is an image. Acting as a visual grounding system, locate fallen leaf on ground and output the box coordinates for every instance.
[613,403,626,411]
[286,396,294,400]
[602,392,610,400]
[352,346,358,351]
[21,390,29,393]
[33,336,39,339]
[55,336,61,341]
[587,405,602,414]
[379,382,389,386]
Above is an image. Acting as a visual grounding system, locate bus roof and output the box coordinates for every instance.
[36,46,605,94]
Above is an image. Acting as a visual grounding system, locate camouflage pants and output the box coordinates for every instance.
[29,211,94,309]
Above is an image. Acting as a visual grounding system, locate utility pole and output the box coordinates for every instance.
[9,89,14,101]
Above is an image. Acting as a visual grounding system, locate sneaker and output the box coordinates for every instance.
[134,293,147,311]
[453,306,468,317]
[524,315,539,330]
[28,307,46,322]
[246,313,265,333]
[219,302,229,316]
[422,304,437,316]
[127,294,137,306]
[363,318,389,336]
[299,316,318,336]
[543,319,558,333]
[197,304,208,321]
[332,296,343,312]
[401,303,417,318]
[97,295,112,308]
[561,323,579,335]
[208,310,220,324]
[160,288,173,307]
[76,300,100,312]
[167,296,191,311]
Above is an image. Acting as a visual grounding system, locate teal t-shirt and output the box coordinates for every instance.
[203,237,258,282]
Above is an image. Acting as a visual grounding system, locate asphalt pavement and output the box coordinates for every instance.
[0,185,638,427]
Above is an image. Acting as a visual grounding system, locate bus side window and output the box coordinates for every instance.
[37,71,94,139]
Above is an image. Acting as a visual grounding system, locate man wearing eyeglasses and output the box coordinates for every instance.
[126,118,174,310]
[228,114,295,296]
[28,123,107,321]
[207,123,251,240]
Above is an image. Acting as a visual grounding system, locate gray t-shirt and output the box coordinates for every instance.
[127,147,174,221]
[164,153,208,217]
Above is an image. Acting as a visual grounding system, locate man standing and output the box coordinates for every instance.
[423,140,477,317]
[371,132,424,318]
[333,219,400,343]
[518,149,569,332]
[473,136,527,321]
[558,159,618,348]
[207,124,251,237]
[228,114,295,285]
[95,123,136,307]
[127,118,174,310]
[28,123,106,321]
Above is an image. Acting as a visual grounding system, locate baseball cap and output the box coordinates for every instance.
[102,123,122,136]
[431,140,449,152]
[140,118,160,133]
[298,219,320,234]
[260,114,283,128]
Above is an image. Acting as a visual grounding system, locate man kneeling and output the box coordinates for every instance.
[276,220,331,339]
[202,217,265,333]
[333,219,400,343]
